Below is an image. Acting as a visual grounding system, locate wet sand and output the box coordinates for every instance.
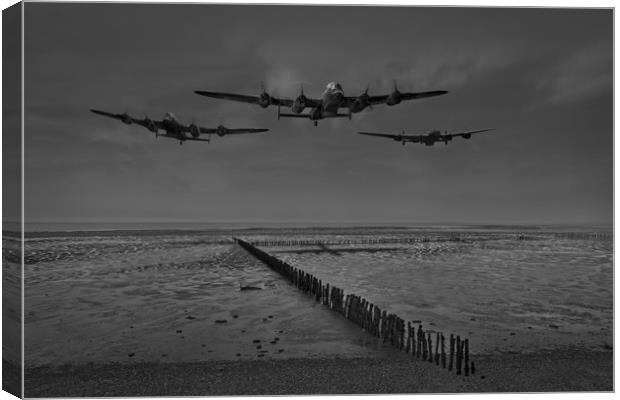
[3,235,23,397]
[273,233,613,355]
[24,350,612,397]
[24,239,394,365]
[21,227,612,396]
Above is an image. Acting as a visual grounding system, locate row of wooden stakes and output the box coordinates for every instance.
[248,237,449,248]
[552,232,611,240]
[235,238,475,376]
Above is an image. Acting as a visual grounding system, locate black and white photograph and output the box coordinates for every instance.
[1,1,614,397]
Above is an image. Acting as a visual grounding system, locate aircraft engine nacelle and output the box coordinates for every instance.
[462,134,471,139]
[349,99,367,113]
[292,96,307,114]
[349,102,361,113]
[386,91,401,106]
[216,125,228,136]
[350,91,371,113]
[189,124,200,138]
[258,93,271,108]
[121,113,132,125]
[144,118,157,133]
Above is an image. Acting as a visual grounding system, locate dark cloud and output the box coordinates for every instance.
[23,4,612,224]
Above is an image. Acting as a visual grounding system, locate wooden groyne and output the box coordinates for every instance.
[249,231,611,248]
[247,236,460,248]
[551,231,612,241]
[235,237,474,377]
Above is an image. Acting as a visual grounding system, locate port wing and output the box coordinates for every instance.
[194,90,294,107]
[199,127,269,134]
[90,109,164,130]
[445,128,495,138]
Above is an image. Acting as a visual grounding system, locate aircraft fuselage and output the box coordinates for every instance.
[160,116,187,140]
[307,82,345,121]
[405,130,454,146]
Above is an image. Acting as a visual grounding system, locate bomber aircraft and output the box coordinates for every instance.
[357,128,495,146]
[90,109,269,145]
[195,82,448,126]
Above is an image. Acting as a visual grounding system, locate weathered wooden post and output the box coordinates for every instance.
[441,334,446,368]
[402,319,407,351]
[456,336,462,375]
[411,325,415,356]
[435,332,440,365]
[417,325,423,358]
[421,328,427,360]
[448,334,455,371]
[326,283,330,307]
[464,339,469,376]
[406,322,411,353]
[428,333,433,363]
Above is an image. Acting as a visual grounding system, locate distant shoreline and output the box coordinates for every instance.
[2,222,612,236]
[24,350,613,397]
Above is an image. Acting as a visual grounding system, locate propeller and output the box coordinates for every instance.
[360,86,373,111]
[258,81,271,107]
[298,83,307,102]
[189,120,201,138]
[393,80,401,95]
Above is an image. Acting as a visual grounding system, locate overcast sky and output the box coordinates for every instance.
[23,4,612,225]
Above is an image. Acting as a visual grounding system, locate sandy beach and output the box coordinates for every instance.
[24,350,612,396]
[20,226,613,396]
[3,233,23,397]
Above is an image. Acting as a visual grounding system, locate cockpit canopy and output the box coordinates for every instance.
[325,82,344,94]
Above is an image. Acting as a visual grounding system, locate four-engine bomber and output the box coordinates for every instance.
[357,128,495,146]
[195,81,448,126]
[90,110,269,145]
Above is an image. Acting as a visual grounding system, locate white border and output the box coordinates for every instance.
[0,2,615,400]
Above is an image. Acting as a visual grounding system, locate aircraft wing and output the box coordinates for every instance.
[91,109,138,123]
[350,90,448,105]
[277,113,310,119]
[185,137,212,142]
[278,112,349,120]
[91,109,122,119]
[357,131,402,139]
[90,109,164,128]
[194,90,294,107]
[445,128,495,138]
[357,131,422,142]
[198,127,269,134]
[221,128,269,134]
